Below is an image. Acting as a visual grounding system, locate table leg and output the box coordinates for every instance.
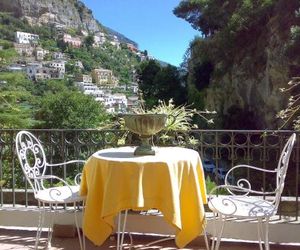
[117,210,128,250]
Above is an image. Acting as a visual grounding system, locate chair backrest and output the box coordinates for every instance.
[274,133,296,209]
[16,131,47,194]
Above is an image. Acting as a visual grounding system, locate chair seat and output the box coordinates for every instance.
[208,195,276,218]
[35,185,85,204]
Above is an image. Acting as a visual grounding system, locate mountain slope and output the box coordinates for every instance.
[0,0,137,47]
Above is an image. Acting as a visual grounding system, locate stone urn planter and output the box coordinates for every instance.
[122,113,167,155]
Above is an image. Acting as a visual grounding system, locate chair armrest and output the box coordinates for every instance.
[46,160,85,186]
[209,184,276,198]
[223,164,277,196]
[35,175,73,192]
[225,164,277,185]
[47,160,86,167]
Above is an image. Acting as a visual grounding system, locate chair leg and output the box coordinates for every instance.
[211,212,217,250]
[264,218,270,250]
[117,210,128,250]
[74,202,85,250]
[82,201,86,250]
[46,204,57,248]
[215,215,225,250]
[211,213,225,250]
[35,201,45,249]
[257,219,264,250]
[204,229,210,250]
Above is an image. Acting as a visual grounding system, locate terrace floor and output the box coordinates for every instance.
[0,228,299,250]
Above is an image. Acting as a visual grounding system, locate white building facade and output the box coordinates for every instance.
[15,31,39,44]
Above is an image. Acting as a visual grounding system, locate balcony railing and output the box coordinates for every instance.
[0,129,299,220]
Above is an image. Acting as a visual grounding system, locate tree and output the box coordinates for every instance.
[174,0,300,129]
[137,60,187,108]
[84,34,95,49]
[137,60,161,108]
[0,91,38,128]
[174,0,276,38]
[152,64,187,105]
[36,91,110,129]
[0,72,38,128]
[173,0,230,37]
[0,44,17,67]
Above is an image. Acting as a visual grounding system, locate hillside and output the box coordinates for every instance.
[0,5,145,129]
[0,0,136,47]
[0,7,145,82]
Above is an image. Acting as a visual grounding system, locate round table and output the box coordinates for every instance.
[80,146,207,248]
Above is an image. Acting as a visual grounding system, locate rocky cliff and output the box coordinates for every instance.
[202,3,298,129]
[0,0,137,45]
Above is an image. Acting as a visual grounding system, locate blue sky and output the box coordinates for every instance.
[81,0,200,66]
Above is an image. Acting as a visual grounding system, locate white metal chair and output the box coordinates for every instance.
[207,133,296,250]
[15,130,86,250]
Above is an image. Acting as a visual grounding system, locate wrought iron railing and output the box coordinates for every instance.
[0,129,299,219]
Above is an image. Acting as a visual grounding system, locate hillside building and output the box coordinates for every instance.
[15,31,39,44]
[7,64,26,72]
[14,43,34,57]
[47,60,65,74]
[127,95,140,110]
[52,52,65,60]
[75,61,84,69]
[62,34,82,48]
[75,74,92,83]
[126,43,138,53]
[93,33,106,47]
[26,62,64,81]
[35,47,49,61]
[92,68,118,87]
[109,35,120,49]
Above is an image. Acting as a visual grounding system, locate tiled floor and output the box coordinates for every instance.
[0,228,299,250]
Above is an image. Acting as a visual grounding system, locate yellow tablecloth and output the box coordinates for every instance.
[80,146,207,248]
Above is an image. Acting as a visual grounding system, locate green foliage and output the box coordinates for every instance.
[133,99,215,132]
[137,60,187,108]
[84,34,94,49]
[31,78,71,96]
[0,72,109,129]
[0,47,17,66]
[205,176,217,194]
[0,12,143,129]
[0,72,39,128]
[137,60,161,108]
[176,0,277,71]
[31,25,56,40]
[65,60,82,75]
[67,43,139,82]
[0,39,17,67]
[0,12,29,41]
[130,99,215,146]
[0,11,140,85]
[66,28,77,37]
[174,0,275,37]
[0,39,13,49]
[187,84,206,111]
[36,91,110,129]
[176,0,300,76]
[175,0,300,129]
[40,39,59,51]
[150,99,198,131]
